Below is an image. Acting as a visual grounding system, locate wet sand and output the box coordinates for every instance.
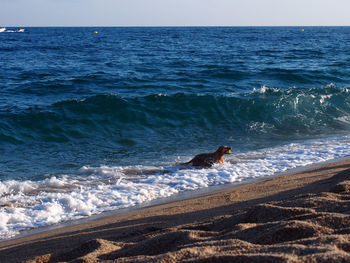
[1,159,350,262]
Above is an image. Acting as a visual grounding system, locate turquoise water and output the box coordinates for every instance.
[1,27,350,239]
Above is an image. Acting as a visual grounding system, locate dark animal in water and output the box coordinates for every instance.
[181,145,232,167]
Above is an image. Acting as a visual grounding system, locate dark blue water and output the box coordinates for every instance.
[1,27,350,181]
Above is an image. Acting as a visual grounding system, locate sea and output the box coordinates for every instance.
[1,26,350,240]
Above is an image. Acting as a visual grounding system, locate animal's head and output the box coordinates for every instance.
[216,145,232,155]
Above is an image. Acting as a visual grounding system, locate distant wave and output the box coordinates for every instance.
[1,85,350,145]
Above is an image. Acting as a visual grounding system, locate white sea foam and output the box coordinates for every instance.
[336,116,350,124]
[320,94,332,104]
[0,135,350,240]
[253,85,280,94]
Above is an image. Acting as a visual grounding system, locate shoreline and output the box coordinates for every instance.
[7,155,350,242]
[1,157,350,262]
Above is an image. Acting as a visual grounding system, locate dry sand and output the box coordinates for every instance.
[1,159,350,262]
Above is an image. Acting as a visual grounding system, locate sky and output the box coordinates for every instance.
[1,0,350,27]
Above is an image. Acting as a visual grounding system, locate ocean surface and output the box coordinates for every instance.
[1,27,350,239]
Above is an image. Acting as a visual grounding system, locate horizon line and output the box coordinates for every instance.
[2,25,350,28]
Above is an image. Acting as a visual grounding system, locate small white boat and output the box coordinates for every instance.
[0,27,6,33]
[16,29,25,33]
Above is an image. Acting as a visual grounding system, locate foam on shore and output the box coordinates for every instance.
[0,135,350,240]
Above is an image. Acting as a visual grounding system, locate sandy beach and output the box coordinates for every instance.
[1,159,350,262]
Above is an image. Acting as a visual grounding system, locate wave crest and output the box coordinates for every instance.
[1,85,350,144]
